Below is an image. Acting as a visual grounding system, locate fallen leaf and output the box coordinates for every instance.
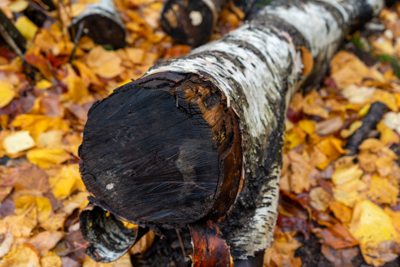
[329,201,353,224]
[340,120,362,139]
[0,245,40,267]
[321,244,359,267]
[0,231,14,258]
[315,117,344,136]
[49,164,85,200]
[0,80,15,108]
[15,16,38,40]
[15,195,52,224]
[41,251,62,267]
[26,148,70,169]
[3,131,35,154]
[350,200,400,265]
[313,223,358,249]
[367,175,399,205]
[86,46,125,79]
[11,115,69,139]
[309,187,332,211]
[300,46,313,76]
[29,231,63,256]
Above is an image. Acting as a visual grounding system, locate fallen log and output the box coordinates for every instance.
[160,0,227,47]
[70,0,125,49]
[79,0,384,263]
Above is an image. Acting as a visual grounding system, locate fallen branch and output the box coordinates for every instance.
[79,0,384,263]
[346,101,387,155]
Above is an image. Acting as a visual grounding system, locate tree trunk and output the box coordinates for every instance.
[79,0,384,262]
[160,0,227,47]
[70,0,125,49]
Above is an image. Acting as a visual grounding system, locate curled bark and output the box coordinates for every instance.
[80,203,148,262]
[79,0,384,262]
[160,0,227,47]
[70,0,125,49]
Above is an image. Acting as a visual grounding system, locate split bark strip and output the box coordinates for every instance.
[160,0,227,47]
[346,101,387,155]
[70,0,126,49]
[79,0,384,263]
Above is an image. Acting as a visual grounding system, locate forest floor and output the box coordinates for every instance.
[0,0,400,267]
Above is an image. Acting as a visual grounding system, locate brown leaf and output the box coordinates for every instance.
[313,224,359,249]
[28,231,64,256]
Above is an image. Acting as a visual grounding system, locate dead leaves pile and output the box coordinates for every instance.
[0,0,248,265]
[265,6,400,267]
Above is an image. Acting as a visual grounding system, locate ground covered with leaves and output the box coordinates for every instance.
[0,0,400,267]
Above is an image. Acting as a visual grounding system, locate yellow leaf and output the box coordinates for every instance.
[332,165,363,186]
[298,120,315,135]
[358,138,385,152]
[36,130,63,149]
[340,120,362,139]
[126,48,145,64]
[309,187,332,211]
[67,75,89,103]
[11,115,69,139]
[26,148,70,169]
[36,80,52,89]
[0,246,40,267]
[3,131,35,154]
[357,103,371,117]
[316,137,345,169]
[350,200,400,244]
[329,202,352,224]
[350,200,400,266]
[0,80,15,108]
[15,195,52,223]
[367,175,399,206]
[8,0,29,12]
[285,126,306,150]
[377,120,399,145]
[87,46,125,78]
[49,164,85,200]
[72,60,100,87]
[15,16,38,40]
[41,251,62,267]
[83,253,132,267]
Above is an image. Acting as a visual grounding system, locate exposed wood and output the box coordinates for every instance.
[70,0,125,49]
[160,0,227,47]
[189,221,233,267]
[346,101,387,155]
[79,0,384,263]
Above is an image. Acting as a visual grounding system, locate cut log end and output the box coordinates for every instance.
[160,0,219,47]
[79,72,242,227]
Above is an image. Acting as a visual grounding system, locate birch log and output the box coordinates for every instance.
[160,0,227,47]
[79,0,384,261]
[70,0,125,49]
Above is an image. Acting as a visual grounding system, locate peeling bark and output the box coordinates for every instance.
[79,0,384,262]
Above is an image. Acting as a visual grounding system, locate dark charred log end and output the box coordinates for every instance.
[160,0,217,47]
[70,13,126,49]
[79,75,221,226]
[80,203,148,263]
[189,221,232,266]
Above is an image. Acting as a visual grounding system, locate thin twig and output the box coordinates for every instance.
[175,228,186,259]
[0,21,25,61]
[69,22,84,62]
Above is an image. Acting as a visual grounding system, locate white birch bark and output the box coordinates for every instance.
[146,0,384,259]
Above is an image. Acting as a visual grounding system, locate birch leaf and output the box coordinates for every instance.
[0,246,40,267]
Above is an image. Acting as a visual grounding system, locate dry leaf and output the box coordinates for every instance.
[3,131,35,154]
[0,245,40,267]
[29,231,63,256]
[41,251,62,267]
[315,117,344,136]
[86,46,125,78]
[27,148,70,169]
[0,80,15,108]
[49,164,85,200]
